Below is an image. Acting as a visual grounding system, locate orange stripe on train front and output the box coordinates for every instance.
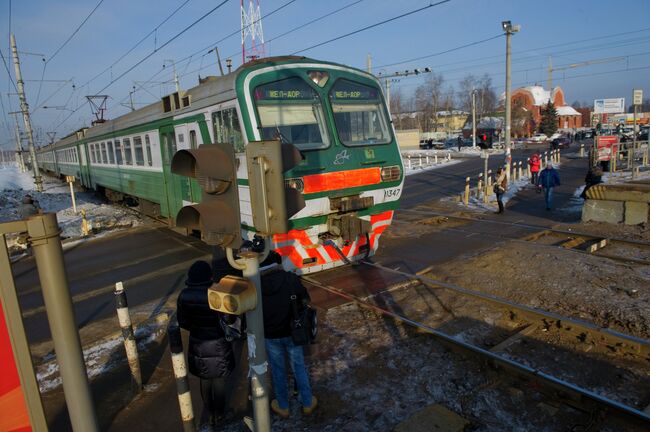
[302,167,382,194]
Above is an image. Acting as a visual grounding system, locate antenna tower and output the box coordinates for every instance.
[241,0,265,64]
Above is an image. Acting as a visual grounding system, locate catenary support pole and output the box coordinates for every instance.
[10,34,42,191]
[168,324,196,432]
[27,213,99,431]
[472,90,477,148]
[632,104,637,178]
[114,282,142,392]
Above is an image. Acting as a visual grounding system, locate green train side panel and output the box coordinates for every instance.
[91,166,166,207]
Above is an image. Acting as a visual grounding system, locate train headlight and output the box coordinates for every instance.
[285,177,304,192]
[307,70,329,87]
[380,165,401,182]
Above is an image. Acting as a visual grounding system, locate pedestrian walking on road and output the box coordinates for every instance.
[457,135,462,152]
[261,252,317,419]
[177,260,236,425]
[528,152,541,186]
[494,167,507,214]
[537,163,561,210]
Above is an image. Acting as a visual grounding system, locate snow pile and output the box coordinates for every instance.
[462,175,533,212]
[0,166,142,251]
[402,153,463,177]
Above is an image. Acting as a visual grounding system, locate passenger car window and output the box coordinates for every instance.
[212,108,244,152]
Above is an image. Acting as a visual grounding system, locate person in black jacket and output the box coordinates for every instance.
[177,260,235,424]
[261,252,317,418]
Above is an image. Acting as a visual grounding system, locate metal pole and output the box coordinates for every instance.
[385,78,391,113]
[67,177,77,214]
[27,213,99,431]
[114,282,142,392]
[168,323,196,432]
[10,34,42,191]
[472,90,477,148]
[240,251,271,432]
[215,46,225,76]
[483,153,489,198]
[632,104,637,178]
[504,27,513,180]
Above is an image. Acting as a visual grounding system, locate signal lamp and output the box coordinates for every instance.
[308,70,329,87]
[381,165,401,182]
[208,276,256,315]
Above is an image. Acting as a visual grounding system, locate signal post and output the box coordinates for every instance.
[171,140,304,432]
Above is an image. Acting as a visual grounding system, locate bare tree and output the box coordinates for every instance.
[415,73,445,132]
[458,73,496,117]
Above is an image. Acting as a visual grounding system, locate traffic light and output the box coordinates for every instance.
[245,140,306,235]
[208,275,257,315]
[171,143,242,248]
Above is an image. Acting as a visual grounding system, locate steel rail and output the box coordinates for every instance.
[357,260,650,359]
[302,273,650,427]
[390,217,650,266]
[400,208,650,248]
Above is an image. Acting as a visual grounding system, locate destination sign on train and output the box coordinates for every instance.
[331,82,379,100]
[255,88,315,100]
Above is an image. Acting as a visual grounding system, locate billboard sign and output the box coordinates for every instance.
[596,135,619,161]
[594,98,625,114]
[633,89,643,106]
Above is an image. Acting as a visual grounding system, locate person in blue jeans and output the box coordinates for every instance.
[537,163,561,210]
[261,252,317,418]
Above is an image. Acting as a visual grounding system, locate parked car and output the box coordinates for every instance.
[551,136,571,149]
[419,139,445,150]
[529,133,547,142]
[548,132,561,141]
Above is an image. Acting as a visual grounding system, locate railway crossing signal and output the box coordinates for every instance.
[208,275,257,315]
[245,140,305,235]
[171,143,242,248]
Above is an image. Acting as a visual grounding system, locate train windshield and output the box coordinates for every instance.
[254,77,329,150]
[330,79,391,146]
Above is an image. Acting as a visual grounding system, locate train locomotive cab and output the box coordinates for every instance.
[240,59,403,274]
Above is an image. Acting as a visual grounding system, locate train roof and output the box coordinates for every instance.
[43,56,369,151]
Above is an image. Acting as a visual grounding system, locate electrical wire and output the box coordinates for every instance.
[291,0,452,55]
[47,0,106,64]
[55,0,233,131]
[0,47,18,92]
[175,0,366,82]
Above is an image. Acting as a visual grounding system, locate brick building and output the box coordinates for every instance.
[511,85,582,134]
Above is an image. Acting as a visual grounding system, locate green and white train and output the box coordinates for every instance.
[37,56,404,274]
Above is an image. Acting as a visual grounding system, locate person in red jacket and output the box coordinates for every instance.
[528,152,541,186]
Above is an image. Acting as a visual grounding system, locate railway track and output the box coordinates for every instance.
[302,260,650,429]
[398,208,650,265]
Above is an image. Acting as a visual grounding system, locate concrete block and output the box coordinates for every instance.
[624,201,648,225]
[582,200,624,224]
[394,404,469,432]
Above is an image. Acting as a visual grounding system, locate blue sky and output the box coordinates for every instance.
[1,0,649,149]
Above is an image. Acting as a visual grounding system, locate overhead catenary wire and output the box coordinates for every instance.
[47,0,106,64]
[54,0,233,132]
[291,0,452,55]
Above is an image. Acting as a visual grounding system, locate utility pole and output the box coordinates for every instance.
[472,89,477,148]
[215,46,225,76]
[367,53,372,73]
[12,113,26,172]
[547,56,552,90]
[502,21,520,179]
[11,33,42,191]
[385,78,391,113]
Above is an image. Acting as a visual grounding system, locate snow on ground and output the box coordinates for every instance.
[0,165,142,252]
[36,316,168,393]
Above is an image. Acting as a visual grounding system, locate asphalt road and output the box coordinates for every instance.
[12,143,573,346]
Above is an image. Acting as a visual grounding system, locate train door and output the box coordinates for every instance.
[159,125,183,220]
[174,124,198,203]
[78,144,91,187]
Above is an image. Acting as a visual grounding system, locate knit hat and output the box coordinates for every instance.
[186,260,213,286]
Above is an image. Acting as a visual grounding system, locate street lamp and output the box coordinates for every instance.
[502,20,520,179]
